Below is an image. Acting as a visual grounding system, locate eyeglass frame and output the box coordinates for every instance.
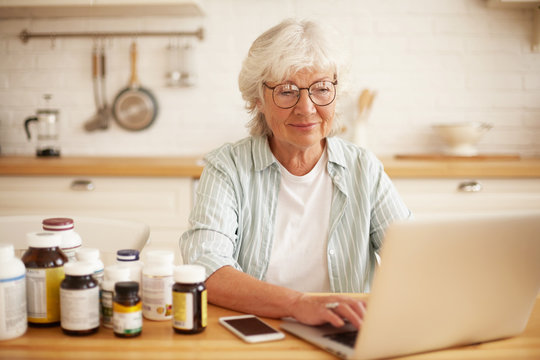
[262,78,338,109]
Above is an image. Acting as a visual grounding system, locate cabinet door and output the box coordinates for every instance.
[392,178,540,219]
[0,175,192,235]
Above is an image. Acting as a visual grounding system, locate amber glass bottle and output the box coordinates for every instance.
[22,232,68,327]
[60,262,100,336]
[113,281,142,338]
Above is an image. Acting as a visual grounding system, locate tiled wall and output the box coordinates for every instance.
[1,0,539,157]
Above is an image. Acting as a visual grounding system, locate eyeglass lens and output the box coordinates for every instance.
[272,81,336,108]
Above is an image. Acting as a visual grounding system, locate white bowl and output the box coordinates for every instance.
[432,122,492,156]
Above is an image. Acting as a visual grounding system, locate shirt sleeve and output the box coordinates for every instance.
[179,158,244,279]
[367,152,412,252]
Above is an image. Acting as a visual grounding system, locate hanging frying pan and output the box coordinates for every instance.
[112,41,158,131]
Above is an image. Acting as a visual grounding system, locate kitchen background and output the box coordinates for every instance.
[0,0,539,158]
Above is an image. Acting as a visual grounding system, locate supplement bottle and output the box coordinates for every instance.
[0,244,27,340]
[113,281,142,338]
[75,248,104,285]
[100,265,131,329]
[22,232,67,327]
[116,249,143,290]
[60,262,100,336]
[142,250,174,321]
[42,218,82,262]
[172,264,207,334]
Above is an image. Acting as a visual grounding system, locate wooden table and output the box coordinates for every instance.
[1,295,539,360]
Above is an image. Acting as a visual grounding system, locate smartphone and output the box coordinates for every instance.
[219,315,285,343]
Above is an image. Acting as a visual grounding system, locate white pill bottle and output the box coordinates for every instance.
[0,243,27,340]
[142,250,174,321]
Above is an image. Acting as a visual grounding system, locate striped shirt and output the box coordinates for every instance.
[179,135,411,293]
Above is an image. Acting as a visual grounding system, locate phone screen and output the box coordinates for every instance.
[223,317,280,336]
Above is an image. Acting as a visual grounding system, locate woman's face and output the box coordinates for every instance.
[259,68,336,153]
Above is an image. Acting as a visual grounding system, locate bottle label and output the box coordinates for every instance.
[142,274,173,320]
[26,267,65,323]
[101,289,114,328]
[201,289,207,327]
[0,274,27,340]
[173,292,193,330]
[113,301,142,335]
[60,287,100,331]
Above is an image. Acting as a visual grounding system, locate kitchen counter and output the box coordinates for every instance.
[1,295,539,360]
[1,155,539,178]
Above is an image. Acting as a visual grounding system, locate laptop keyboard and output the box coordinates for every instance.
[323,330,358,348]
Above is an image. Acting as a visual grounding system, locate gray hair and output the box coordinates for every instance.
[238,18,347,137]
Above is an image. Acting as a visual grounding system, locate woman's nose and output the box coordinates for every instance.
[293,89,316,114]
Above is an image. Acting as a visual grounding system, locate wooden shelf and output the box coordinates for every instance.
[0,1,204,19]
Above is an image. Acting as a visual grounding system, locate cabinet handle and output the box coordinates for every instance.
[70,179,95,191]
[457,180,482,193]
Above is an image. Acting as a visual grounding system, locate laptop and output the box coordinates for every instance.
[280,213,540,359]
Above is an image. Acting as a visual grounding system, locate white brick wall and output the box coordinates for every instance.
[0,0,539,157]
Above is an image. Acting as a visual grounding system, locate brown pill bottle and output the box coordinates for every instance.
[113,281,142,338]
[22,232,68,327]
[60,262,100,336]
[172,265,207,334]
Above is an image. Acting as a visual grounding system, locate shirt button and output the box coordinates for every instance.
[329,249,335,255]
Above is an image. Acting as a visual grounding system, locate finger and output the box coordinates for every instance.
[325,308,346,328]
[333,303,363,329]
[347,300,367,320]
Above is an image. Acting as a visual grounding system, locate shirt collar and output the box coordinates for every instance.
[252,136,277,172]
[252,135,348,172]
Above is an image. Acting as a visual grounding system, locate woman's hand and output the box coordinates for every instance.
[289,293,367,329]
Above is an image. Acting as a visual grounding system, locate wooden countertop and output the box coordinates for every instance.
[1,155,540,178]
[1,295,539,360]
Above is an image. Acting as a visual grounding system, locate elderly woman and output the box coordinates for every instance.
[180,18,410,328]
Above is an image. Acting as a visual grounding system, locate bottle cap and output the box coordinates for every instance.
[0,243,15,260]
[27,232,62,248]
[174,264,206,284]
[104,264,131,282]
[64,261,94,276]
[115,281,139,296]
[42,217,74,231]
[145,250,174,264]
[76,247,100,261]
[116,249,140,262]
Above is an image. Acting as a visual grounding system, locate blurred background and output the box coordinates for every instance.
[0,0,539,157]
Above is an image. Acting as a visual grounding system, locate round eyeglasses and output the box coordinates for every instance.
[263,79,338,109]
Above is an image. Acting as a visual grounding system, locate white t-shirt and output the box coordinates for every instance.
[265,150,333,292]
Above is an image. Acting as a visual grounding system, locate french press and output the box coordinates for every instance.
[24,94,61,157]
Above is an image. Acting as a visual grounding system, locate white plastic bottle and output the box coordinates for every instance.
[0,243,27,340]
[76,248,104,285]
[42,218,82,262]
[142,250,174,321]
[116,249,143,292]
[100,265,131,329]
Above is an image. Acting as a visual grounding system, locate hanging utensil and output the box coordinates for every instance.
[112,40,158,131]
[98,43,110,129]
[84,44,108,131]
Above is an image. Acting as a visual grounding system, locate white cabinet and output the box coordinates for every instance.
[393,178,540,219]
[0,175,193,263]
